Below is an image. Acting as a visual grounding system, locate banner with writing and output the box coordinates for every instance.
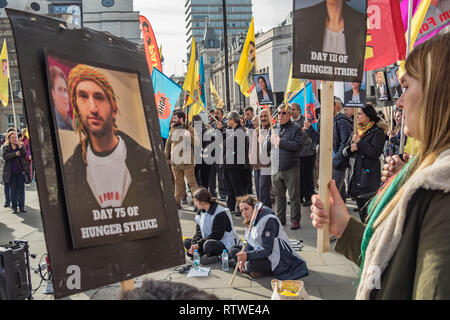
[293,0,367,82]
[139,15,162,77]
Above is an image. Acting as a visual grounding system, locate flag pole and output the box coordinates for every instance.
[303,80,308,124]
[8,76,17,129]
[222,0,231,111]
[317,80,334,253]
[183,90,205,111]
[399,0,413,155]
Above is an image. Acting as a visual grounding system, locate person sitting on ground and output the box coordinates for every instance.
[230,195,309,279]
[184,188,238,265]
[121,279,219,300]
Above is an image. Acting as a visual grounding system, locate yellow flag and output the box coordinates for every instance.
[284,63,304,103]
[0,39,9,107]
[404,137,419,156]
[210,79,224,108]
[234,17,256,97]
[183,37,197,106]
[188,60,204,121]
[398,0,432,78]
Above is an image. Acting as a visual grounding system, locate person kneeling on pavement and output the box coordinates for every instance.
[184,188,238,264]
[230,195,309,279]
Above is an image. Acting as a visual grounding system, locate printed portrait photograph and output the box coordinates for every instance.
[373,69,390,102]
[343,72,366,107]
[387,66,403,100]
[292,0,367,82]
[253,73,274,105]
[46,54,169,249]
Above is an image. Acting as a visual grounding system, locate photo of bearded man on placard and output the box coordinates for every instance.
[47,58,168,249]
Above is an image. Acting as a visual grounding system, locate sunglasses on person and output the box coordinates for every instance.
[278,111,288,115]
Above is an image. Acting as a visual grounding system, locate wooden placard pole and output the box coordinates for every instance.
[317,80,334,253]
[120,279,135,294]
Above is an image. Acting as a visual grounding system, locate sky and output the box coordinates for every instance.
[133,0,292,77]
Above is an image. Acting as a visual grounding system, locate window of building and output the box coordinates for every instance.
[210,56,215,63]
[19,116,25,129]
[6,115,14,128]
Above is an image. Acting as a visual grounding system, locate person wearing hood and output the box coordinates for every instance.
[217,111,250,216]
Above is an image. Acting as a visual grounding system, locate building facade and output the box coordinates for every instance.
[81,0,141,43]
[185,0,252,50]
[0,0,141,135]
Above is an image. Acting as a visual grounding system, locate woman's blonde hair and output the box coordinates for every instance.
[371,33,450,228]
[5,131,16,144]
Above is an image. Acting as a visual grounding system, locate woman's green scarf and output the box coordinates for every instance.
[357,157,416,285]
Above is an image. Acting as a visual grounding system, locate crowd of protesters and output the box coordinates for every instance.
[164,96,409,231]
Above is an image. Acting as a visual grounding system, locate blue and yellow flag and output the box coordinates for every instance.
[289,81,318,130]
[199,55,206,107]
[151,68,182,139]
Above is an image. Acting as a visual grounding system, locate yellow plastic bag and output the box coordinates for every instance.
[271,279,309,300]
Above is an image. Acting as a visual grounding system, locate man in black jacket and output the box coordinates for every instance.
[218,111,250,216]
[265,104,304,230]
[332,98,353,203]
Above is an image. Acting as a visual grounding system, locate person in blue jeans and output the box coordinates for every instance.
[4,182,11,207]
[2,131,27,214]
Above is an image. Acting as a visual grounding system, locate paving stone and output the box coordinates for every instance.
[322,251,356,266]
[318,284,357,300]
[302,265,358,286]
[0,184,360,300]
[304,284,322,300]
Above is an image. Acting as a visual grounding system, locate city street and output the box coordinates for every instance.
[0,181,361,300]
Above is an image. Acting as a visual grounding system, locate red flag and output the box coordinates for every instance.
[139,15,162,77]
[364,0,406,71]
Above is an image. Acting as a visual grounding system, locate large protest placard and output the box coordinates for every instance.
[46,53,169,249]
[292,0,368,82]
[386,66,403,101]
[343,72,367,107]
[7,9,184,298]
[373,69,391,103]
[253,73,274,105]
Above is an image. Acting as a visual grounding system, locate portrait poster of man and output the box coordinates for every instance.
[253,73,274,105]
[343,72,366,107]
[292,0,367,82]
[373,69,390,102]
[46,53,169,249]
[387,66,403,100]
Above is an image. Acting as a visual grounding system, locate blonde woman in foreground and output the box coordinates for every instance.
[311,33,450,299]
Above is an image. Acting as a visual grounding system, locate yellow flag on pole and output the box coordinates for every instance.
[0,39,10,107]
[284,63,304,103]
[188,60,204,121]
[398,0,432,78]
[210,79,224,108]
[234,17,256,97]
[183,37,197,107]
